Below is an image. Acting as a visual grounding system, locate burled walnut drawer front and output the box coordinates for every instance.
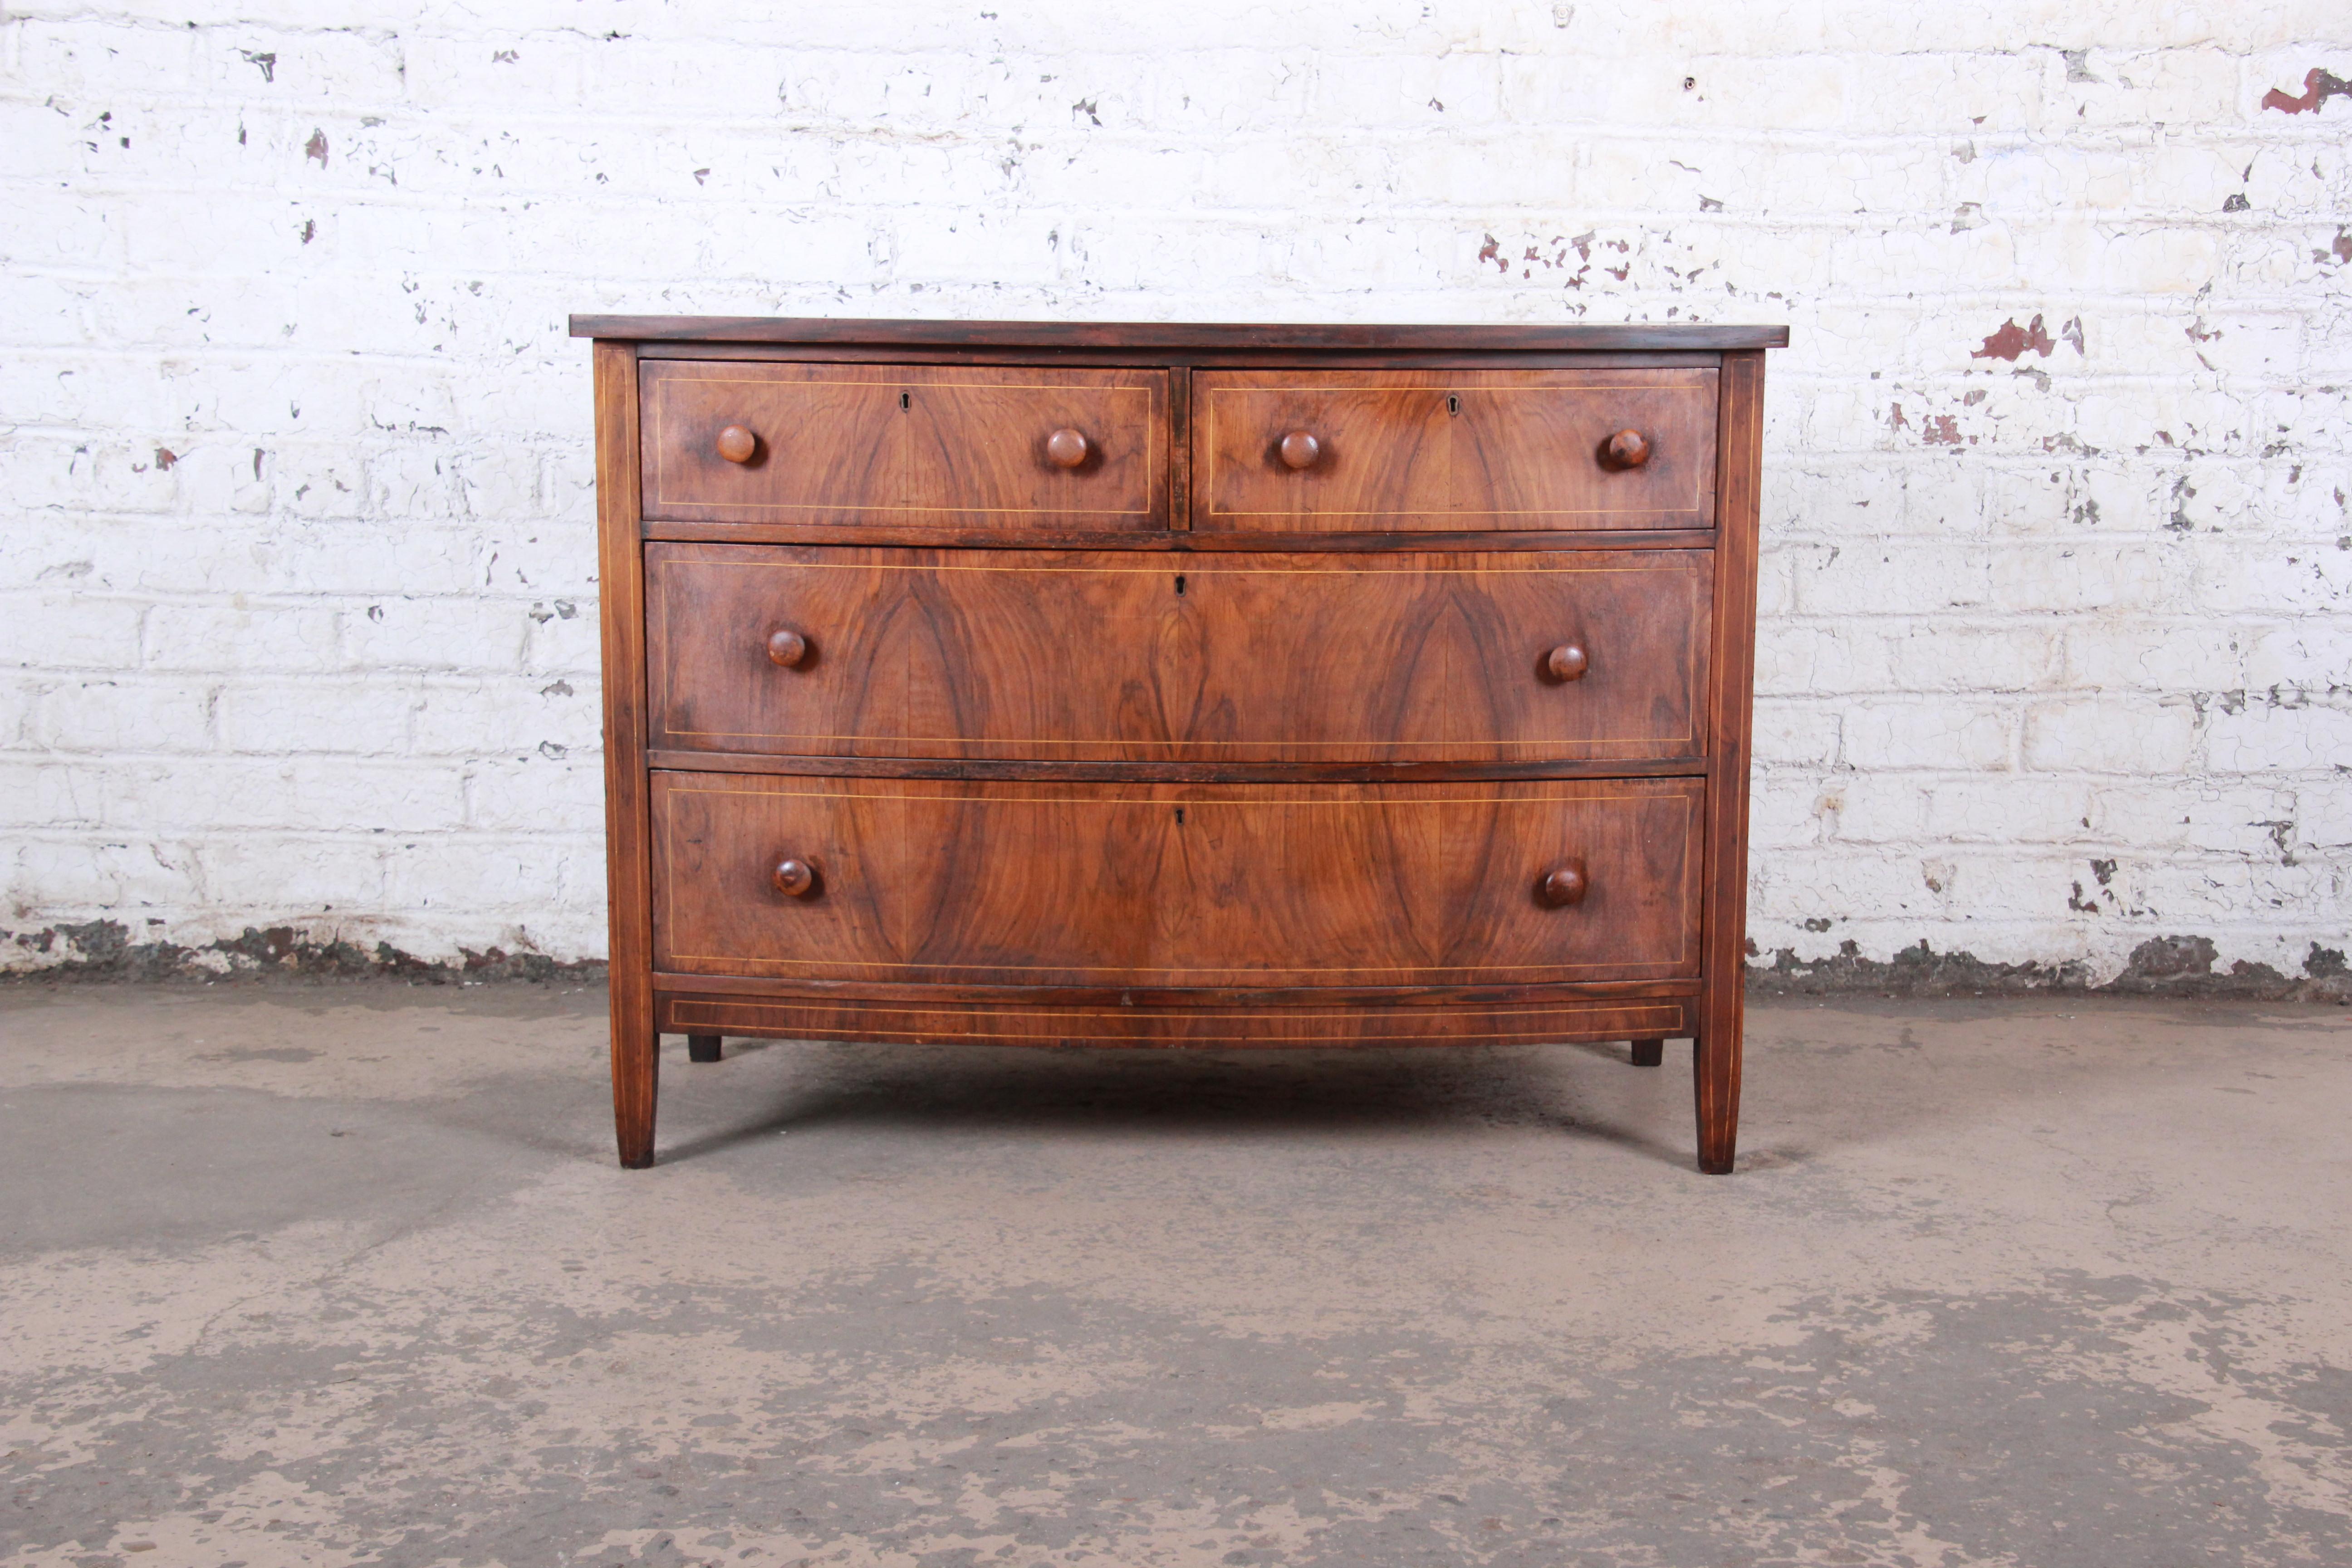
[646,544,1711,764]
[1194,367,1718,533]
[640,362,1168,529]
[652,774,1704,987]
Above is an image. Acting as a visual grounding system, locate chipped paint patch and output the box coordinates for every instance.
[2262,67,2350,114]
[1972,314,2057,361]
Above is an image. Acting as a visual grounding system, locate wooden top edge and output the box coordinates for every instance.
[566,315,1791,351]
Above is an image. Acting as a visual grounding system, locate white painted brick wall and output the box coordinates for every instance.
[4,2,2348,984]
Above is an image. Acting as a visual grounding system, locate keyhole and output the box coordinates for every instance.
[899,391,911,411]
[1174,574,1186,597]
[1175,807,1185,825]
[1447,394,1461,416]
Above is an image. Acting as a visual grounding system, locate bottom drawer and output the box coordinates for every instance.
[652,773,1703,987]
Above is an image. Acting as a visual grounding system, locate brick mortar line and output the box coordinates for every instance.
[13,197,2352,234]
[4,358,2342,384]
[16,98,2352,134]
[8,357,2343,381]
[15,163,2352,193]
[8,758,2344,787]
[7,296,2342,315]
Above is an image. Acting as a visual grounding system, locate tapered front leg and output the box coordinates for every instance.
[1629,1037,1664,1067]
[595,337,658,1170]
[612,1012,658,1168]
[1692,1023,1741,1175]
[686,1033,723,1064]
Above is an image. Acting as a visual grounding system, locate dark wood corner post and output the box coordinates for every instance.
[1695,348,1766,1175]
[595,340,659,1168]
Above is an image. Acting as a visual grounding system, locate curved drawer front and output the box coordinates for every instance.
[641,361,1168,529]
[652,773,1704,987]
[1195,367,1718,533]
[646,544,1710,763]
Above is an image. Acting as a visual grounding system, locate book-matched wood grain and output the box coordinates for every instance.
[640,360,1167,530]
[1695,349,1767,1175]
[1192,368,1719,533]
[644,544,1712,764]
[650,773,1705,989]
[593,342,658,1169]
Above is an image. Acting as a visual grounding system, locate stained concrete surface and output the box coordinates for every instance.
[0,986,2347,1568]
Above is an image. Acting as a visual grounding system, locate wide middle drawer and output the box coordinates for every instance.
[646,544,1713,764]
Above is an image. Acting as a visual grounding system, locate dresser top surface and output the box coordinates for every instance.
[568,315,1789,352]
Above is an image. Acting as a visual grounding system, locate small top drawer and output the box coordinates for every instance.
[1194,367,1717,533]
[641,361,1169,529]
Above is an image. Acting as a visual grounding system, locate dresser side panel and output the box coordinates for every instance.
[1696,348,1765,1171]
[595,341,658,1164]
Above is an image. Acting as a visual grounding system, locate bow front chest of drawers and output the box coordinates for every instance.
[572,317,1784,1172]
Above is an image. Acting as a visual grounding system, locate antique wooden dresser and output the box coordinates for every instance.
[572,317,1784,1172]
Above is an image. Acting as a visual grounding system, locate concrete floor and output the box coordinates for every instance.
[0,988,2346,1568]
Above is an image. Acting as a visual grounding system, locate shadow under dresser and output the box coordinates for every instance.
[570,317,1786,1172]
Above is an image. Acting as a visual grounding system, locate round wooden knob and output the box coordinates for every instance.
[1045,428,1089,468]
[765,629,808,668]
[1605,429,1651,469]
[1538,861,1589,908]
[771,858,817,898]
[1278,430,1321,470]
[1545,643,1589,682]
[716,425,758,464]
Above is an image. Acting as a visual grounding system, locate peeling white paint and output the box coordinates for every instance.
[0,5,2347,983]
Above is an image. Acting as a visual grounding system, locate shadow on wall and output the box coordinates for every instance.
[2,919,603,985]
[1752,934,2349,1003]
